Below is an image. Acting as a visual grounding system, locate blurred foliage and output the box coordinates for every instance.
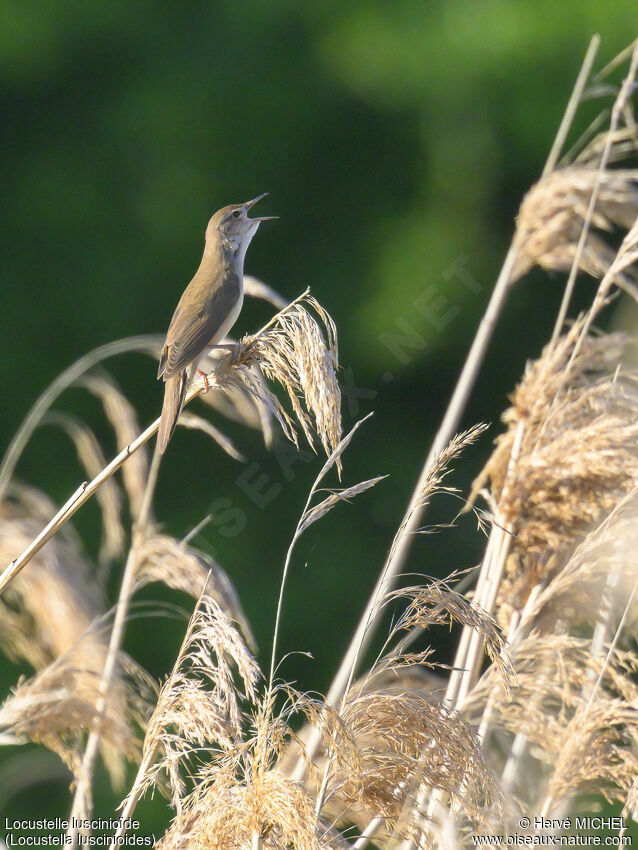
[0,0,636,829]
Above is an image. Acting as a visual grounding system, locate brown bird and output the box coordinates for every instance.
[157,194,276,454]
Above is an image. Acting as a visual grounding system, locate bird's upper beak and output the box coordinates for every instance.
[245,193,278,221]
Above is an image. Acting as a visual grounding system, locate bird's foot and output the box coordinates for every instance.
[197,369,211,393]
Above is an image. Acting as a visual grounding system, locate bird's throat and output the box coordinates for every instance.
[232,223,259,269]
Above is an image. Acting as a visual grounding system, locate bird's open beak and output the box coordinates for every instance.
[245,193,278,221]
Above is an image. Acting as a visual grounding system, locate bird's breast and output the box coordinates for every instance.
[211,281,244,345]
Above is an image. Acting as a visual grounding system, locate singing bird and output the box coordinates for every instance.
[157,194,276,454]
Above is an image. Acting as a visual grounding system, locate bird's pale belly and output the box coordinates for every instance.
[213,287,244,345]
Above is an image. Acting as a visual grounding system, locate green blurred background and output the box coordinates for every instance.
[1,0,636,833]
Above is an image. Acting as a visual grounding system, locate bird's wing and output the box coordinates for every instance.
[158,272,240,380]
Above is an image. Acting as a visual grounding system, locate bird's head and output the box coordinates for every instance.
[206,193,277,258]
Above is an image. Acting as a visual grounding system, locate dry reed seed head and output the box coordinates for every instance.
[327,690,501,841]
[173,412,246,461]
[546,698,638,809]
[154,690,339,850]
[0,503,105,668]
[388,423,489,569]
[0,635,156,789]
[511,167,638,286]
[77,372,149,519]
[0,491,156,789]
[474,330,638,628]
[275,667,446,806]
[285,679,500,843]
[296,697,363,801]
[150,670,354,847]
[136,679,244,810]
[208,294,342,463]
[42,411,125,563]
[465,635,610,750]
[157,765,332,850]
[131,593,261,808]
[299,476,386,534]
[463,633,638,815]
[134,534,255,648]
[213,357,301,450]
[385,580,512,690]
[413,423,489,514]
[197,347,275,447]
[524,489,638,631]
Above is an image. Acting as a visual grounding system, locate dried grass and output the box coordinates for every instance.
[392,423,489,551]
[511,139,638,295]
[43,411,125,564]
[135,618,338,849]
[211,294,342,461]
[125,592,260,811]
[197,347,276,447]
[127,420,498,849]
[383,579,511,688]
[546,698,638,807]
[472,328,638,627]
[305,688,500,843]
[278,573,507,844]
[77,372,150,518]
[157,763,331,850]
[133,534,255,648]
[0,488,104,668]
[0,629,156,791]
[465,627,638,816]
[523,489,638,631]
[6,42,638,850]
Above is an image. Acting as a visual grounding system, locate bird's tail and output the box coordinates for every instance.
[157,373,188,454]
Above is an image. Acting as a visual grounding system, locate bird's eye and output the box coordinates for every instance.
[231,209,241,219]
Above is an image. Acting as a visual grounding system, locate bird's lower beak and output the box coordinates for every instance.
[245,193,277,221]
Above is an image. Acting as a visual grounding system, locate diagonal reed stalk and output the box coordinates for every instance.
[295,39,602,792]
[406,43,638,849]
[0,400,170,596]
[0,290,311,597]
[0,336,160,503]
[465,41,638,828]
[305,36,613,848]
[0,276,284,505]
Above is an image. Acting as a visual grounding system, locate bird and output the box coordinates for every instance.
[157,193,276,454]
